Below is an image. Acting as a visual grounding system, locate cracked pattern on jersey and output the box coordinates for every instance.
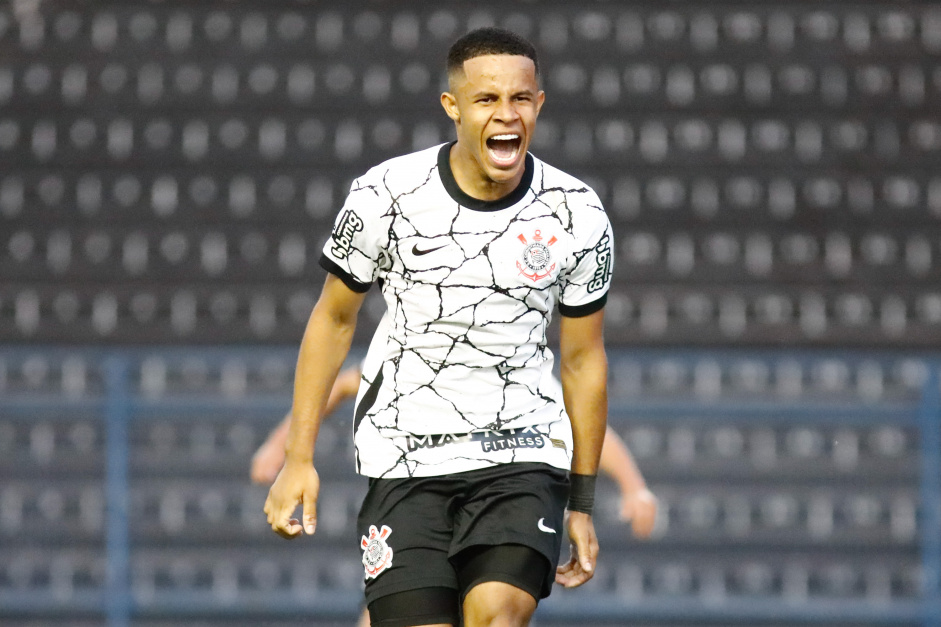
[326,145,613,478]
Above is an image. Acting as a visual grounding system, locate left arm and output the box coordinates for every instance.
[555,308,607,588]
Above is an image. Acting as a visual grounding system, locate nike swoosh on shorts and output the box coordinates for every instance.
[537,518,556,534]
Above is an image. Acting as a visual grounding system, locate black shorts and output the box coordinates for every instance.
[357,462,569,607]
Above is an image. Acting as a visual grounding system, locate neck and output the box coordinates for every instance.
[448,143,522,201]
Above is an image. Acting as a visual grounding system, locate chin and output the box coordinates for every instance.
[486,166,522,185]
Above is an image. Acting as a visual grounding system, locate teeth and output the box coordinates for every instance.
[490,134,519,141]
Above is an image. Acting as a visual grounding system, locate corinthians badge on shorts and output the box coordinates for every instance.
[361,524,394,579]
[516,229,557,282]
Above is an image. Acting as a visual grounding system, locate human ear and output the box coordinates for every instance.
[440,91,460,122]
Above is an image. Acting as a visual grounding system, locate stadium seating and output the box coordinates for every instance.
[0,349,936,626]
[2,2,941,346]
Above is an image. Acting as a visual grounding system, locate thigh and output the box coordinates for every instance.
[367,587,459,627]
[455,543,551,604]
[450,463,569,600]
[357,475,461,605]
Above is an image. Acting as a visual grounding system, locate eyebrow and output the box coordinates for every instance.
[469,88,536,99]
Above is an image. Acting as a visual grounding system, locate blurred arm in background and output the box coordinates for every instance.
[251,364,363,484]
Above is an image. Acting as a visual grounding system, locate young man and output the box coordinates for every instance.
[265,28,614,626]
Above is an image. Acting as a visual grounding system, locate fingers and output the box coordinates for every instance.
[264,495,302,539]
[555,548,593,588]
[572,513,598,574]
[631,503,656,538]
[558,512,598,588]
[622,489,659,539]
[575,529,597,579]
[555,555,576,585]
[302,490,318,535]
[263,465,319,540]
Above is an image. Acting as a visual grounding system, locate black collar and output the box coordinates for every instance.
[437,141,534,212]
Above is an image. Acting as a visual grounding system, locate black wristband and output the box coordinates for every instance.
[567,473,596,515]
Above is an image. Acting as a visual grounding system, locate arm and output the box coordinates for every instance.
[555,309,607,588]
[251,365,363,485]
[600,427,658,538]
[263,274,366,538]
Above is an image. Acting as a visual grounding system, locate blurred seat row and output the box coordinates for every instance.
[596,553,922,601]
[0,479,917,545]
[3,115,940,165]
[0,415,918,481]
[6,284,940,343]
[4,6,940,55]
[4,60,940,109]
[604,287,941,344]
[6,227,941,282]
[5,171,939,222]
[0,548,921,603]
[0,416,917,478]
[0,350,932,399]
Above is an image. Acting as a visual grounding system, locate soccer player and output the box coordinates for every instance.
[265,27,616,626]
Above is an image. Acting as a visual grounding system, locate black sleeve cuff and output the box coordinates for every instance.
[558,293,607,318]
[319,254,372,293]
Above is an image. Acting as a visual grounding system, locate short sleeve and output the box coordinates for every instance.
[558,207,614,318]
[319,176,387,293]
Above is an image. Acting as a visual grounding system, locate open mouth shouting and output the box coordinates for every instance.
[486,133,523,168]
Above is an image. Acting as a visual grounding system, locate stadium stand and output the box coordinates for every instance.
[1,2,940,626]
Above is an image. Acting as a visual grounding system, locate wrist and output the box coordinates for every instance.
[283,443,313,465]
[623,483,650,497]
[567,473,596,515]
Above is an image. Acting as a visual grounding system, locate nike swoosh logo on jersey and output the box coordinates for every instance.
[412,243,447,256]
[537,518,556,534]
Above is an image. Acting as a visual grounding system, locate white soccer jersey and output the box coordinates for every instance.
[323,142,613,478]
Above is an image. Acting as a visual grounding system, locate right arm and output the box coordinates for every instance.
[263,274,366,538]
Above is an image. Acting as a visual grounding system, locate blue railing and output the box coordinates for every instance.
[0,347,939,626]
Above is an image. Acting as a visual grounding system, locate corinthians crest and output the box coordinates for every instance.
[360,524,394,579]
[517,229,557,282]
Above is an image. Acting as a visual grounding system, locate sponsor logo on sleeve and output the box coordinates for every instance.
[587,233,612,293]
[331,209,364,260]
[361,524,394,579]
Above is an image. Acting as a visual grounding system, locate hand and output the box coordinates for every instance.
[251,438,286,485]
[620,487,658,539]
[264,461,320,539]
[555,510,598,588]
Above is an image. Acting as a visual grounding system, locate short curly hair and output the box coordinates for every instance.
[447,27,540,78]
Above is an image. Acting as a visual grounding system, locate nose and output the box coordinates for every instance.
[494,98,519,123]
